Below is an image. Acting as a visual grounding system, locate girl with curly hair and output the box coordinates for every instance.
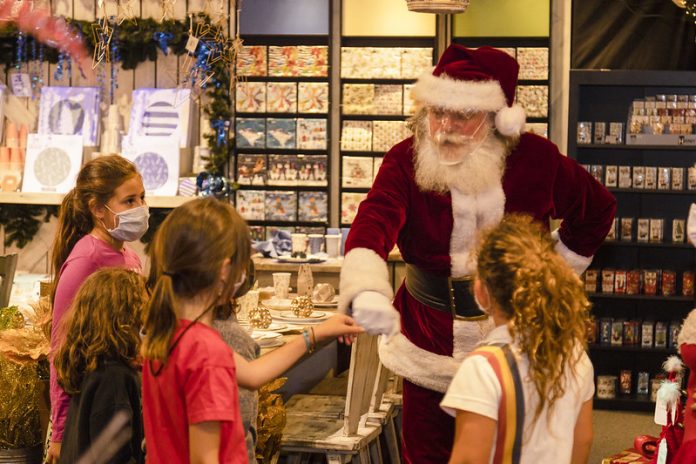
[53,268,147,463]
[441,215,594,463]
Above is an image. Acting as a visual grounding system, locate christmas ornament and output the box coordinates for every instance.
[195,171,233,199]
[290,295,314,318]
[249,304,272,329]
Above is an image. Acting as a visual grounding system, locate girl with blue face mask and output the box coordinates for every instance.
[47,154,147,464]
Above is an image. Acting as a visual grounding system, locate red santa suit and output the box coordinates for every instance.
[338,44,616,463]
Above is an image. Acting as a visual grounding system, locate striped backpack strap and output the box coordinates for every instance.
[471,344,525,464]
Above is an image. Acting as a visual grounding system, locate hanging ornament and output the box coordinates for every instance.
[160,0,175,21]
[91,15,113,68]
[153,31,174,55]
[195,171,233,199]
[405,0,470,14]
[116,0,137,25]
[248,304,272,329]
[210,119,230,147]
[109,17,120,105]
[290,296,314,318]
[15,30,25,72]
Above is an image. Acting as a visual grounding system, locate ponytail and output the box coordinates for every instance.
[476,215,590,422]
[141,274,178,363]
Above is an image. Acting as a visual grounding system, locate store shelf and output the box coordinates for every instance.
[236,184,328,191]
[607,188,693,195]
[340,151,386,157]
[588,344,677,354]
[236,112,329,118]
[602,241,693,249]
[341,77,417,85]
[339,114,409,121]
[237,148,327,155]
[577,143,696,151]
[0,192,194,209]
[242,76,329,83]
[594,396,654,412]
[588,293,693,302]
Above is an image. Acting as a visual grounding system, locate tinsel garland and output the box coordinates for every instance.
[0,14,234,248]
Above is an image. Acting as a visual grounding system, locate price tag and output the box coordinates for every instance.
[10,73,32,98]
[185,35,199,54]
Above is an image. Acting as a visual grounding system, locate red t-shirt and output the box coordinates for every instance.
[142,320,247,463]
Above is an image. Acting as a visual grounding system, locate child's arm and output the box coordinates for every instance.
[189,422,221,464]
[449,410,496,464]
[234,314,363,390]
[570,399,593,464]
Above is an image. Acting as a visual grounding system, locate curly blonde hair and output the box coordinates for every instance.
[54,268,147,394]
[476,215,591,421]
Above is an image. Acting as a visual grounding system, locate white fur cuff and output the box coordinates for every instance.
[339,247,394,314]
[412,71,507,112]
[551,230,593,275]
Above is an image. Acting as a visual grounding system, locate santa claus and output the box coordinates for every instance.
[338,44,616,463]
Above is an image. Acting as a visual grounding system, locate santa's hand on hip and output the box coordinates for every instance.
[351,290,401,337]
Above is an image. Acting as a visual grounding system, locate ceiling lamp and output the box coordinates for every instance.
[406,0,470,14]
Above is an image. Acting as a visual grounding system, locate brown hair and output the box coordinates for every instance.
[50,155,139,301]
[141,198,251,363]
[476,215,591,421]
[54,268,147,394]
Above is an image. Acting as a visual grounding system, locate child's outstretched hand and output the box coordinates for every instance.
[314,314,364,345]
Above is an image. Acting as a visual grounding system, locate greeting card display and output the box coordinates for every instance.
[343,84,375,115]
[266,82,297,113]
[266,118,297,149]
[341,121,373,151]
[373,120,409,152]
[296,46,328,77]
[341,192,367,224]
[403,84,416,115]
[236,190,265,220]
[297,118,327,150]
[516,85,548,118]
[236,82,266,113]
[236,154,267,185]
[22,134,83,193]
[342,156,373,188]
[38,86,100,146]
[248,225,266,242]
[122,136,180,196]
[130,89,192,148]
[268,46,299,77]
[236,118,266,148]
[265,190,297,221]
[400,48,433,78]
[236,46,267,77]
[374,85,403,115]
[299,191,328,222]
[516,48,549,81]
[267,154,298,186]
[298,83,329,113]
[296,155,327,186]
[373,157,383,181]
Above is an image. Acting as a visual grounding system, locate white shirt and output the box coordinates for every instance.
[440,324,594,464]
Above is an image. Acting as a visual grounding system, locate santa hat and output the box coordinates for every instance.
[412,43,526,137]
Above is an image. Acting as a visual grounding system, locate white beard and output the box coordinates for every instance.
[414,130,507,195]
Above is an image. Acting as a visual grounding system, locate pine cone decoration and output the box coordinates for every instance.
[249,304,272,329]
[291,295,314,318]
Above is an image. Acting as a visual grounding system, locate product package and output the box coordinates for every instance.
[672,167,685,190]
[602,269,616,293]
[266,82,298,113]
[341,192,368,224]
[266,118,297,149]
[637,218,649,242]
[641,321,654,348]
[584,269,598,292]
[236,154,267,186]
[298,191,328,222]
[296,118,328,150]
[604,165,618,187]
[672,219,686,243]
[342,156,374,188]
[633,166,646,189]
[295,155,328,186]
[265,190,298,221]
[618,166,632,188]
[649,218,664,243]
[620,218,634,241]
[267,154,298,186]
[236,190,265,221]
[298,82,329,113]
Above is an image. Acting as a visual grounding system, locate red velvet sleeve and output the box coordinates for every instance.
[550,146,617,257]
[344,140,413,260]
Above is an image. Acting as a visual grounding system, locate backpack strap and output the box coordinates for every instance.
[471,344,525,464]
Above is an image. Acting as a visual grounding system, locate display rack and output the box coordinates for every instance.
[338,36,435,226]
[568,69,696,412]
[234,35,331,241]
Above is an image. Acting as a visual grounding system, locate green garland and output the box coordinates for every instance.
[0,14,234,248]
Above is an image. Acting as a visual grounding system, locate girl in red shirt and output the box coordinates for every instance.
[141,198,363,463]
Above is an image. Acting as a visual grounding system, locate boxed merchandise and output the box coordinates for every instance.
[575,122,592,145]
[599,318,612,345]
[342,84,375,115]
[266,82,298,113]
[296,46,328,77]
[619,370,632,395]
[516,85,548,118]
[584,269,598,292]
[248,226,266,242]
[655,322,668,348]
[400,47,433,78]
[636,218,649,243]
[633,166,645,189]
[594,122,606,144]
[341,121,373,151]
[236,190,265,221]
[236,82,266,113]
[620,218,633,241]
[298,191,328,222]
[643,270,659,295]
[602,269,616,293]
[297,118,328,150]
[341,192,367,224]
[342,156,374,188]
[649,218,663,243]
[688,167,696,189]
[516,47,548,80]
[236,45,267,76]
[672,219,685,243]
[236,118,266,148]
[623,321,639,345]
[373,85,404,115]
[641,321,654,348]
[265,190,298,221]
[672,167,685,190]
[295,155,328,186]
[372,120,409,153]
[637,372,650,395]
[644,167,657,189]
[403,84,416,116]
[297,82,329,113]
[590,165,605,184]
[268,46,300,77]
[618,166,632,188]
[607,122,624,144]
[597,375,617,399]
[236,154,267,185]
[266,118,297,149]
[604,165,618,187]
[525,123,548,137]
[661,270,676,296]
[683,271,695,296]
[627,270,641,294]
[605,218,618,241]
[657,167,671,190]
[372,48,402,79]
[669,321,681,349]
[614,270,627,294]
[121,137,180,196]
[267,154,298,186]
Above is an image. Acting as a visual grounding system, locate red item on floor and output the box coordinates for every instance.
[602,449,651,463]
[633,435,659,458]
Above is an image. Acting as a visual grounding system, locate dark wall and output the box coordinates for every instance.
[572,0,695,70]
[239,0,329,35]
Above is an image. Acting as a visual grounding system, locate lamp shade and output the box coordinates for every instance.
[406,0,470,14]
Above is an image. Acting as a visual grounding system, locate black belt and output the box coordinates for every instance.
[404,264,487,320]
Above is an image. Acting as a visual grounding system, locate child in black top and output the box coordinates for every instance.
[53,268,147,463]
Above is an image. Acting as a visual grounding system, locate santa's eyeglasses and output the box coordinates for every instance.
[427,108,488,125]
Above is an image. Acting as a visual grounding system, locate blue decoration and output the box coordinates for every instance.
[15,31,25,71]
[196,172,233,199]
[110,18,120,104]
[210,119,230,147]
[153,32,174,55]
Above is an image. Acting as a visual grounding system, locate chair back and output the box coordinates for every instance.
[0,253,18,308]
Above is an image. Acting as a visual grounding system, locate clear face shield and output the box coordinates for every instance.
[427,108,492,166]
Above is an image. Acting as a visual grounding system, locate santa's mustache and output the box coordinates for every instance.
[433,132,473,145]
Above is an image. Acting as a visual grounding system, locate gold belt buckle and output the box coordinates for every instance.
[448,275,488,321]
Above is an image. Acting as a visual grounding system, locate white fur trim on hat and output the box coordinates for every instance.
[551,229,593,275]
[412,70,507,113]
[338,247,394,314]
[495,104,526,137]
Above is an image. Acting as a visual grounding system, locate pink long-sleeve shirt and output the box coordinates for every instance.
[50,234,141,442]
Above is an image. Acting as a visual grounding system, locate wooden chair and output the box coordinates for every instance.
[0,253,18,308]
[280,333,386,463]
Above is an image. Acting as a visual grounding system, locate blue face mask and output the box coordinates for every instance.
[104,205,150,242]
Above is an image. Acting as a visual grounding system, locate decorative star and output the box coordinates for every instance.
[91,17,113,68]
[160,0,175,21]
[116,0,137,25]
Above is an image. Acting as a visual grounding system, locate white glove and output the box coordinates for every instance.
[352,290,401,337]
